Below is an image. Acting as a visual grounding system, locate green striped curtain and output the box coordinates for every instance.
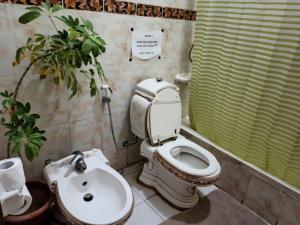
[190,0,300,189]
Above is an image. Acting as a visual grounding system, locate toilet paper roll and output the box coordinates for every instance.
[130,95,150,138]
[0,185,32,217]
[0,158,26,194]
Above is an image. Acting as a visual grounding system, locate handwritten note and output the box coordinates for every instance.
[132,31,162,60]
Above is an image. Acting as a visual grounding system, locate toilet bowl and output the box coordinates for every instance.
[44,149,134,225]
[130,78,221,208]
[154,136,221,185]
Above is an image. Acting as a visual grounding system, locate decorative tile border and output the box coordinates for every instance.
[104,0,136,15]
[1,0,196,21]
[137,3,162,18]
[154,152,220,185]
[12,0,61,5]
[64,0,103,11]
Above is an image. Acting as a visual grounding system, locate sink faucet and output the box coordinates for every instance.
[69,151,87,172]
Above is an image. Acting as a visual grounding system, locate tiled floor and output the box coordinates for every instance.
[123,165,219,225]
[123,170,181,225]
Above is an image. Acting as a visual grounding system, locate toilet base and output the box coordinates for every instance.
[139,160,199,209]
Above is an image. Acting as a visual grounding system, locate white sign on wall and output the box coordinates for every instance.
[132,31,162,60]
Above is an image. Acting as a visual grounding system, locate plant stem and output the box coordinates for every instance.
[7,143,11,158]
[7,59,37,158]
[48,16,58,32]
[13,61,36,101]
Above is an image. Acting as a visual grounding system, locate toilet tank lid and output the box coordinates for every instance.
[136,78,179,99]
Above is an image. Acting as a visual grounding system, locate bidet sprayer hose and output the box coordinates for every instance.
[106,98,127,172]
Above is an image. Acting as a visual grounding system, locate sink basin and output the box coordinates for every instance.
[44,149,134,225]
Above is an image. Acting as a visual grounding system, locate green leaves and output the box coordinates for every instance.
[0,95,46,161]
[15,11,107,100]
[25,14,106,98]
[19,11,41,24]
[56,15,80,28]
[90,78,97,97]
[19,2,63,25]
[14,46,26,66]
[0,91,14,109]
[25,6,43,12]
[51,5,63,13]
[83,19,93,31]
[81,39,94,55]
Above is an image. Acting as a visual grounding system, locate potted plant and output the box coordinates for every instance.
[0,2,106,224]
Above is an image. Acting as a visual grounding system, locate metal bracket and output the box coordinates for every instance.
[122,136,139,147]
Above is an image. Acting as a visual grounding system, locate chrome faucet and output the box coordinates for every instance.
[69,151,87,172]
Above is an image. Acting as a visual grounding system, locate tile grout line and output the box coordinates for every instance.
[143,195,166,220]
[131,184,157,202]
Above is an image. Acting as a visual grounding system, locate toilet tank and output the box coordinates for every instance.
[130,78,182,144]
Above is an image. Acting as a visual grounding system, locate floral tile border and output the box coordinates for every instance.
[1,0,196,21]
[137,3,162,18]
[64,0,103,11]
[13,0,43,5]
[104,0,136,15]
[12,0,61,5]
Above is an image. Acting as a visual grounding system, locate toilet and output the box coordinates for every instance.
[130,78,221,208]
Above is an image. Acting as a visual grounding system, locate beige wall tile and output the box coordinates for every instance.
[161,19,194,71]
[126,140,143,165]
[11,5,56,48]
[0,130,9,160]
[131,16,193,73]
[69,76,103,122]
[103,68,136,113]
[0,4,17,78]
[244,176,286,225]
[103,147,127,170]
[0,76,18,95]
[91,12,136,70]
[101,109,133,150]
[70,117,102,152]
[18,76,71,128]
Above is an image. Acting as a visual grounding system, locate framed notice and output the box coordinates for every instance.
[131,31,162,60]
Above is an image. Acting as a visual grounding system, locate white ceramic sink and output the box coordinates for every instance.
[44,149,133,225]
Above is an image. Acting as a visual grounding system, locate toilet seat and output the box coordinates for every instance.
[153,137,221,185]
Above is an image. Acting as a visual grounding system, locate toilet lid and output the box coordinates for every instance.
[136,78,179,100]
[147,88,181,144]
[155,136,221,182]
